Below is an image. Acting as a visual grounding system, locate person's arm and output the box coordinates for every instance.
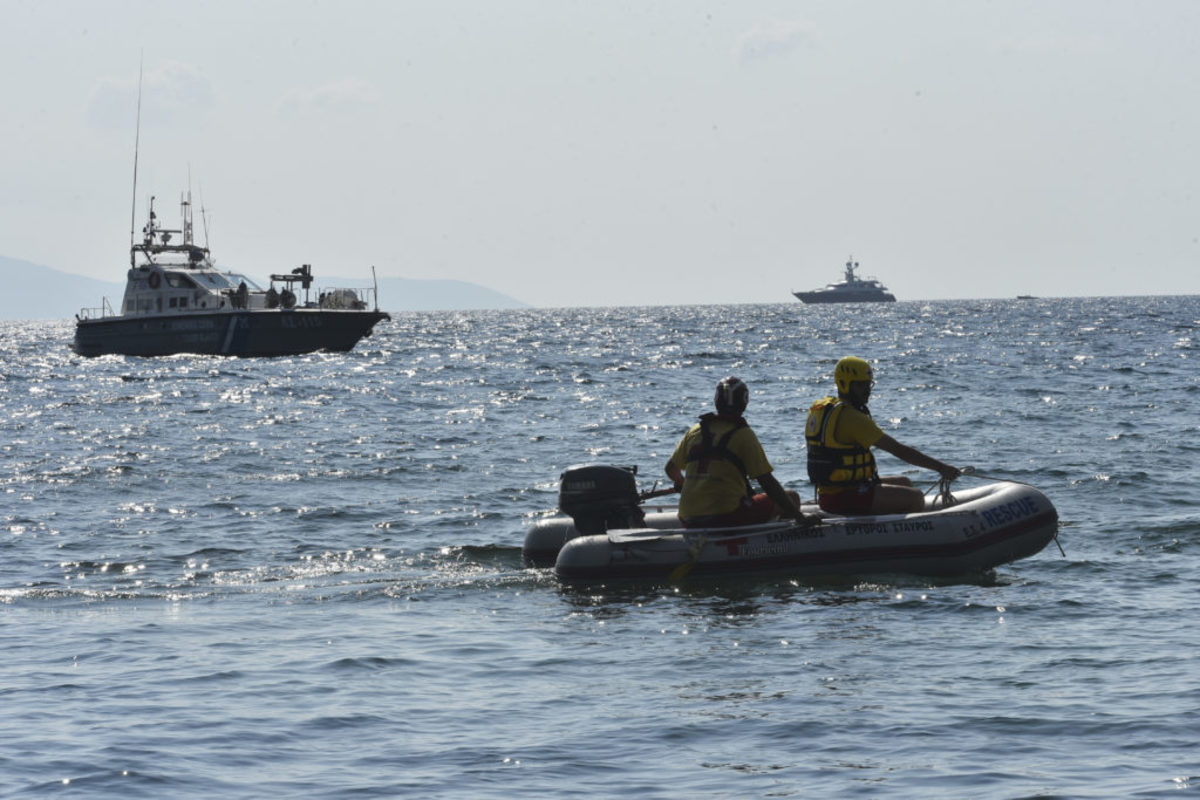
[665,461,684,491]
[875,434,961,480]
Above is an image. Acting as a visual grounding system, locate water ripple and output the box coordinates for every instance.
[3,299,1199,797]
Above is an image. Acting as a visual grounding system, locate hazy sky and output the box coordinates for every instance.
[3,0,1198,307]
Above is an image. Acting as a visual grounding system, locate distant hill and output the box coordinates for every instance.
[0,256,527,320]
[365,276,528,312]
[0,256,124,321]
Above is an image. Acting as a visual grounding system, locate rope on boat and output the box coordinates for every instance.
[923,476,958,509]
[1051,533,1067,557]
[923,467,1068,558]
[955,466,1041,486]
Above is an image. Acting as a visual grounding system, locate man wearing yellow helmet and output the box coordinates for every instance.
[666,376,811,528]
[805,357,961,514]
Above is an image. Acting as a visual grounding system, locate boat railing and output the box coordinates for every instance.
[76,297,116,321]
[317,284,381,311]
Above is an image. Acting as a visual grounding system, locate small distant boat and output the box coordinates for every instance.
[793,257,896,304]
[73,192,390,357]
[1016,295,1037,300]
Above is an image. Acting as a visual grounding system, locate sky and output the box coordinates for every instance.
[2,0,1198,307]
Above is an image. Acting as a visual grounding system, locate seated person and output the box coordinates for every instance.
[806,356,960,515]
[666,376,810,528]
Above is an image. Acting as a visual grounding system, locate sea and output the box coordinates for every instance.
[2,296,1197,799]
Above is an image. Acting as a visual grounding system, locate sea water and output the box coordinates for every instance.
[1,297,1197,798]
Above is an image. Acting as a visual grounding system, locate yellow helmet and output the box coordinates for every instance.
[834,356,873,395]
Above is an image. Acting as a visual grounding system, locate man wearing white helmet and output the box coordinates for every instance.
[666,376,810,529]
[806,356,961,514]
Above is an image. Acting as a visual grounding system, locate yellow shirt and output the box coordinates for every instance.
[830,403,884,449]
[669,416,773,519]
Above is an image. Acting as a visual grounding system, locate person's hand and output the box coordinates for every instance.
[794,510,820,528]
[939,464,962,482]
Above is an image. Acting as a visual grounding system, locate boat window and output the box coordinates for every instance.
[225,273,264,291]
[195,272,235,290]
[165,272,199,289]
[190,270,264,291]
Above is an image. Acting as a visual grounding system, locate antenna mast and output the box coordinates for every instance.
[199,191,211,249]
[129,55,144,267]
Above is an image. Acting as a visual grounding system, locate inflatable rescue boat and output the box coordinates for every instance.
[524,464,1060,581]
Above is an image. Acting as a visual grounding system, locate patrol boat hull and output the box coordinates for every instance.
[73,308,389,357]
[546,481,1058,581]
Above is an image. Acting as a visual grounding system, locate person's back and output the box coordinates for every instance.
[673,413,763,522]
[667,376,807,528]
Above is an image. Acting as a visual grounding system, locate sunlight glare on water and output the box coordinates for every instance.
[1,297,1198,798]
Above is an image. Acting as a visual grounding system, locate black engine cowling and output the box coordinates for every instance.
[558,463,646,535]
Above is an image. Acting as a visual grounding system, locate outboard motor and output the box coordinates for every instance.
[558,464,646,535]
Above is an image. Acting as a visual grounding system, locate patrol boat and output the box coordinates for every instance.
[525,464,1059,581]
[73,192,389,357]
[793,257,896,304]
